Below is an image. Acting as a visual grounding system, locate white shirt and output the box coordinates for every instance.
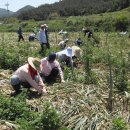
[56,49,73,68]
[38,29,47,43]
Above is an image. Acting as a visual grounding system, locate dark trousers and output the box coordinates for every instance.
[12,81,31,92]
[43,67,59,83]
[41,43,50,51]
[18,35,24,42]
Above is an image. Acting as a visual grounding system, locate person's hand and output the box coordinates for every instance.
[61,79,65,83]
[42,87,47,94]
[39,85,47,94]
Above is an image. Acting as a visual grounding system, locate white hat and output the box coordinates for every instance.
[44,24,48,28]
[41,24,48,28]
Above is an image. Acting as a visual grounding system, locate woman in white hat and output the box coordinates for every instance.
[10,57,46,94]
[56,46,81,69]
[56,47,74,69]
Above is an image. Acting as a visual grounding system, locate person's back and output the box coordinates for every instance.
[17,28,22,35]
[56,47,73,68]
[29,33,36,42]
[58,39,68,50]
[41,54,65,83]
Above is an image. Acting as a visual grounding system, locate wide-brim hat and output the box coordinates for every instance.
[28,57,41,71]
[72,46,81,58]
[41,24,48,28]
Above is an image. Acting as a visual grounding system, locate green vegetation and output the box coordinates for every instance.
[0,90,67,130]
[17,0,130,20]
[0,7,130,32]
[111,117,128,130]
[0,5,130,130]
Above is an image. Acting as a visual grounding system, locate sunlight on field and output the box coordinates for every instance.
[0,31,130,129]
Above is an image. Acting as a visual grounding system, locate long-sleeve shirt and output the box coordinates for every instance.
[41,57,64,81]
[56,49,73,69]
[14,64,45,93]
[38,29,48,44]
[17,28,23,36]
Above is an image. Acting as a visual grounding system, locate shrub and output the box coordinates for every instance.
[37,102,61,130]
[115,16,129,31]
[0,90,36,121]
[111,117,128,130]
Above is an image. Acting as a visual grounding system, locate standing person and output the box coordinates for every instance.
[17,27,24,42]
[41,53,65,83]
[10,57,46,95]
[38,24,50,53]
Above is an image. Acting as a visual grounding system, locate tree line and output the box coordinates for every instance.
[18,0,130,20]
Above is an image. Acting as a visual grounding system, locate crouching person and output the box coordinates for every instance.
[58,38,69,50]
[56,46,82,69]
[41,53,65,83]
[10,57,46,95]
[56,47,74,69]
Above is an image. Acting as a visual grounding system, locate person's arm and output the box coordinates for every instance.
[37,72,47,93]
[38,31,42,43]
[24,72,46,94]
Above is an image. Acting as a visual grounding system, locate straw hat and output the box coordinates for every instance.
[28,57,41,71]
[72,46,81,58]
[41,24,48,28]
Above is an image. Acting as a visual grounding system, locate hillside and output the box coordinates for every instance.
[17,0,130,20]
[0,8,14,18]
[0,7,129,33]
[0,5,35,18]
[14,5,35,16]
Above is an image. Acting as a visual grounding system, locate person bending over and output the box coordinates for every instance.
[41,53,65,83]
[10,57,46,95]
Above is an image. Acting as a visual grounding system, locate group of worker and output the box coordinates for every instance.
[13,24,92,95]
